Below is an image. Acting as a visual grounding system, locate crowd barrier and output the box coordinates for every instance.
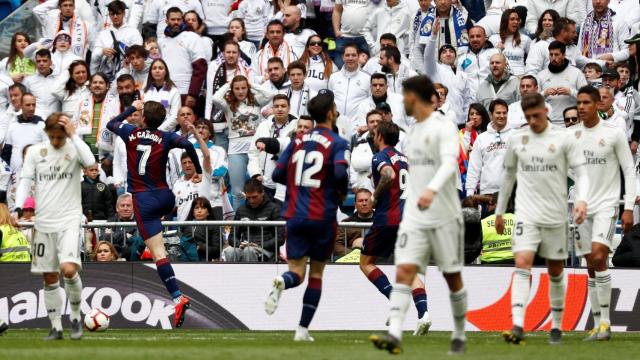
[1,264,639,331]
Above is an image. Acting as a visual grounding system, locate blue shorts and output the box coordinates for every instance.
[132,189,175,240]
[362,224,399,258]
[286,218,337,261]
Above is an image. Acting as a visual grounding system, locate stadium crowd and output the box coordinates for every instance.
[0,0,639,264]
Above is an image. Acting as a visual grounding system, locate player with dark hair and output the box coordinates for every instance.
[264,89,350,341]
[106,100,203,328]
[371,75,467,355]
[358,121,431,335]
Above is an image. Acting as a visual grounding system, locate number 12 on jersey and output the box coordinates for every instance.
[292,149,324,188]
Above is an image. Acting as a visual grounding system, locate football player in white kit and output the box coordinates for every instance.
[12,113,95,340]
[496,93,590,345]
[572,86,636,341]
[370,76,467,355]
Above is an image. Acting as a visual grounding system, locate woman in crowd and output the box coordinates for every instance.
[182,197,223,261]
[184,10,213,62]
[0,32,35,83]
[460,103,491,153]
[228,18,257,60]
[52,60,91,117]
[237,0,271,48]
[489,9,530,76]
[91,241,121,262]
[532,9,559,45]
[194,119,228,216]
[299,35,337,95]
[143,59,182,131]
[211,74,274,210]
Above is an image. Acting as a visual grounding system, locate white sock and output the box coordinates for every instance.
[388,284,411,341]
[595,269,612,326]
[44,282,63,331]
[64,273,83,322]
[511,268,531,328]
[587,277,600,327]
[450,288,467,341]
[549,272,565,330]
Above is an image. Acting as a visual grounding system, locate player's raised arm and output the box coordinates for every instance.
[106,101,144,135]
[59,115,96,168]
[189,123,212,176]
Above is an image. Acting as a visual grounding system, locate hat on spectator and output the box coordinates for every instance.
[376,102,392,113]
[23,197,35,210]
[602,68,620,79]
[624,33,640,44]
[438,44,456,58]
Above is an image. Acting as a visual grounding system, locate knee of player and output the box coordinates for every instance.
[395,264,418,284]
[43,272,60,285]
[60,263,79,278]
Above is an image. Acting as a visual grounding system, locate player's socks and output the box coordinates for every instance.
[368,267,392,298]
[587,277,601,326]
[44,282,63,331]
[155,258,182,301]
[388,284,411,340]
[412,288,427,318]
[282,271,301,289]
[450,288,467,341]
[64,273,83,322]
[511,268,531,328]
[549,272,565,330]
[299,278,322,328]
[595,269,612,325]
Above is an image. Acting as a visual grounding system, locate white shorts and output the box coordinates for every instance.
[395,218,464,273]
[512,221,568,260]
[575,207,618,257]
[31,226,82,274]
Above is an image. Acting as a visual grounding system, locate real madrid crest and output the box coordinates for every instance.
[598,138,605,147]
[548,144,556,153]
[522,135,529,145]
[40,148,47,157]
[97,183,106,192]
[64,154,71,161]
[575,131,581,139]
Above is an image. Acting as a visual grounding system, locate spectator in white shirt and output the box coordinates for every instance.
[598,86,628,135]
[90,1,143,77]
[237,0,271,46]
[113,45,150,94]
[142,0,204,39]
[524,0,576,35]
[328,44,371,119]
[283,6,317,59]
[143,59,182,132]
[228,18,258,60]
[507,75,552,129]
[299,35,338,95]
[362,0,412,57]
[4,93,45,171]
[332,0,373,68]
[378,46,417,95]
[252,20,297,79]
[578,0,631,67]
[488,9,531,76]
[0,83,27,145]
[52,59,91,117]
[33,0,92,59]
[23,49,61,119]
[456,26,500,100]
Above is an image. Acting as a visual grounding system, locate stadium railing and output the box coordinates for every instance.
[16,219,623,266]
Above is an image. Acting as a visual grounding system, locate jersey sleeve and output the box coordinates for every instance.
[496,134,518,216]
[106,106,138,139]
[372,152,391,174]
[332,138,350,194]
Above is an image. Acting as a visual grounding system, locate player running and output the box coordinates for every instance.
[360,121,431,335]
[496,93,590,345]
[370,76,467,355]
[107,100,203,328]
[264,90,350,341]
[573,86,635,341]
[12,113,95,340]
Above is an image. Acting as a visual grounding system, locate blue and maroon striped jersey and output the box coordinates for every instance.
[371,147,408,226]
[272,127,349,221]
[107,106,202,194]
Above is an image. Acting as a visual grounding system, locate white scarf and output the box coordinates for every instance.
[75,93,120,151]
[57,16,89,58]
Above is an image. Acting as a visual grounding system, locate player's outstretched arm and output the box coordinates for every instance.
[174,135,204,177]
[106,105,139,135]
[189,124,212,176]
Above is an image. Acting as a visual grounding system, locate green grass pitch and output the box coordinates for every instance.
[1,330,639,359]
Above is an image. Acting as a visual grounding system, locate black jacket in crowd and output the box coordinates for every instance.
[613,224,640,268]
[81,176,115,220]
[230,197,283,254]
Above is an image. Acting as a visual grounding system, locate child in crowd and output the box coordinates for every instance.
[584,62,603,87]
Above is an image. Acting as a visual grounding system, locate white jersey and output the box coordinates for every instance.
[173,175,212,221]
[572,121,636,215]
[17,135,95,232]
[496,124,589,226]
[402,111,461,227]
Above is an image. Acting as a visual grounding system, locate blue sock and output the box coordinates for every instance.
[412,288,428,318]
[367,267,392,298]
[299,278,322,328]
[282,271,301,289]
[156,258,181,300]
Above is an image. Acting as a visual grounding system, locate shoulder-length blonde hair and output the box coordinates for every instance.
[0,203,14,228]
[91,241,120,261]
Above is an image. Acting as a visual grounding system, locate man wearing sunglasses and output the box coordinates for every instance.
[465,99,513,197]
[562,106,580,128]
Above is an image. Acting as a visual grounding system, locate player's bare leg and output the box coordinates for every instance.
[294,260,327,342]
[370,263,417,354]
[42,272,64,340]
[60,263,83,340]
[504,251,535,345]
[147,233,190,328]
[265,257,307,315]
[584,243,611,341]
[443,272,467,355]
[547,259,565,344]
